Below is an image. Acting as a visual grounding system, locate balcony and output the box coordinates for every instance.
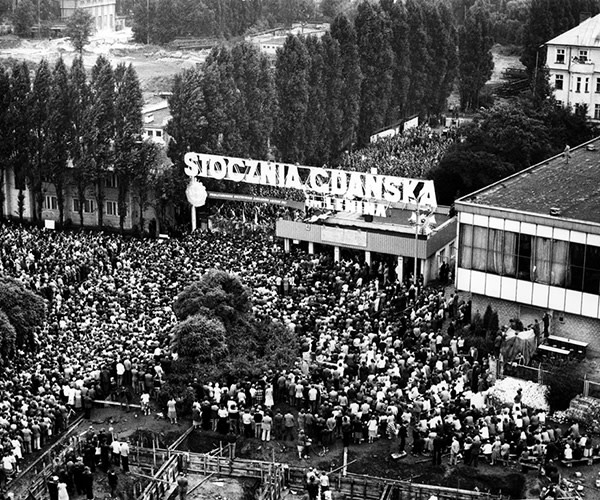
[571,57,595,74]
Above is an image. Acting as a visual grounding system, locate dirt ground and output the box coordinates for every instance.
[0,28,209,100]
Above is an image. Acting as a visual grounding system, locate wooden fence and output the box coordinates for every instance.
[13,435,504,500]
[164,448,502,500]
[136,454,180,500]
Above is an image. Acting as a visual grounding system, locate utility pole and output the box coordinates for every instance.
[146,0,149,44]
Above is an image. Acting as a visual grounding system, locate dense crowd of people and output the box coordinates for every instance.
[0,215,592,496]
[340,126,454,179]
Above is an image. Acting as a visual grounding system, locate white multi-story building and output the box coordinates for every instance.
[546,13,600,121]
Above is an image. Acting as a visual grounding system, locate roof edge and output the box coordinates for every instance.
[455,135,600,204]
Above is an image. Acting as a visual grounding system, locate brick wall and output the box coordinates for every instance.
[553,311,600,354]
[469,293,600,355]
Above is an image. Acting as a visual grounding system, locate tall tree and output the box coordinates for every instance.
[8,62,32,222]
[45,58,72,226]
[304,35,327,166]
[69,56,91,226]
[87,55,115,228]
[274,35,310,163]
[114,63,143,231]
[0,69,10,219]
[520,0,553,84]
[132,140,161,234]
[320,32,344,164]
[166,69,207,162]
[30,59,52,223]
[330,14,362,153]
[424,2,458,117]
[65,8,94,54]
[202,47,243,155]
[230,42,276,159]
[354,1,393,146]
[458,6,494,111]
[382,0,410,123]
[405,0,431,117]
[12,0,35,36]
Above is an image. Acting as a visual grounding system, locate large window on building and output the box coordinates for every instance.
[517,233,532,281]
[584,245,600,294]
[568,242,585,291]
[472,226,488,271]
[551,240,568,286]
[487,229,517,277]
[555,74,564,90]
[458,224,600,296]
[532,237,552,284]
[459,224,473,269]
[43,195,58,210]
[73,199,95,213]
[556,48,565,64]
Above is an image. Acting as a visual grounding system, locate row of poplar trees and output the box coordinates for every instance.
[168,1,493,167]
[0,56,159,230]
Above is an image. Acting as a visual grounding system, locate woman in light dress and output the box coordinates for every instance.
[264,384,274,409]
[58,481,69,500]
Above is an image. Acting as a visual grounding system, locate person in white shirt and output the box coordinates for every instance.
[140,392,150,416]
[119,440,130,473]
[111,439,121,467]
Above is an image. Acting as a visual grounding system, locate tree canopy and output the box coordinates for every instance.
[429,97,598,205]
[65,9,94,54]
[169,269,299,390]
[0,276,47,362]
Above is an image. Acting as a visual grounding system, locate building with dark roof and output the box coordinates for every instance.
[454,136,600,352]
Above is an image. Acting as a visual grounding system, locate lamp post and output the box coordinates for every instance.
[146,0,149,45]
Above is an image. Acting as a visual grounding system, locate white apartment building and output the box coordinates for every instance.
[547,13,600,121]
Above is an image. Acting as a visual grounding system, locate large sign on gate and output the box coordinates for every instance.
[184,152,437,217]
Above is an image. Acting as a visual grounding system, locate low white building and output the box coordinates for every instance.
[454,136,600,352]
[142,102,171,146]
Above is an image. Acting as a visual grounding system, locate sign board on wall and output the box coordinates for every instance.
[322,226,367,247]
[184,153,437,218]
